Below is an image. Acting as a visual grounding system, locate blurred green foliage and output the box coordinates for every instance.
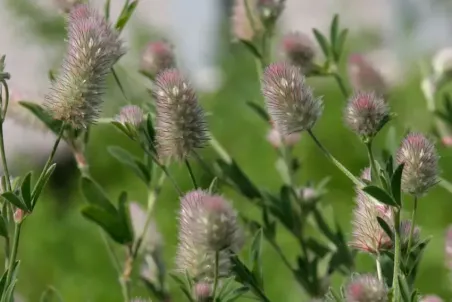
[3,1,452,301]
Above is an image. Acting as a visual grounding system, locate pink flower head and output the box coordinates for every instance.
[347,53,387,97]
[193,282,212,302]
[280,31,315,74]
[420,295,444,302]
[396,133,439,196]
[140,41,175,79]
[345,274,388,302]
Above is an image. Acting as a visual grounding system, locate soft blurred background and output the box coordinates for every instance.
[1,0,452,301]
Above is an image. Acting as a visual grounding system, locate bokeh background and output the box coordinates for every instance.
[1,0,452,301]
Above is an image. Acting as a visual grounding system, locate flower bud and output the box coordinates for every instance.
[445,225,452,270]
[432,47,452,80]
[279,32,315,74]
[266,127,300,148]
[13,209,25,224]
[45,4,125,129]
[344,92,389,140]
[140,41,175,79]
[262,62,323,135]
[193,282,212,302]
[231,0,263,41]
[396,133,439,196]
[347,54,387,96]
[115,105,145,140]
[420,295,444,302]
[345,274,388,302]
[176,190,243,281]
[153,69,208,160]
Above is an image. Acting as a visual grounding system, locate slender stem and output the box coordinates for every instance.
[0,124,11,192]
[439,177,452,194]
[111,67,130,104]
[392,207,402,301]
[184,159,197,188]
[376,254,382,282]
[100,230,122,275]
[1,79,10,120]
[5,222,21,286]
[406,196,418,255]
[330,72,348,98]
[156,163,182,196]
[307,130,362,187]
[212,251,220,299]
[366,141,381,185]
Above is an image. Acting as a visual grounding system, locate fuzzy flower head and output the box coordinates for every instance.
[115,105,145,140]
[344,92,389,140]
[45,4,125,129]
[140,41,175,79]
[347,54,387,96]
[345,274,388,302]
[399,220,421,248]
[279,32,315,74]
[262,62,323,135]
[153,69,208,160]
[176,190,243,281]
[396,133,439,196]
[193,282,212,302]
[420,295,444,302]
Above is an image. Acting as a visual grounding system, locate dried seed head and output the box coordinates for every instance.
[45,4,125,129]
[176,190,243,281]
[445,225,452,270]
[345,274,388,302]
[266,127,300,148]
[279,32,315,74]
[420,295,444,302]
[396,133,439,196]
[231,0,263,41]
[140,41,175,79]
[262,62,323,135]
[193,282,212,302]
[347,54,387,96]
[399,220,420,248]
[344,92,389,139]
[129,202,162,254]
[433,47,452,79]
[153,69,208,160]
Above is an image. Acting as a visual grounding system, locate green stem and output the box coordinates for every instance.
[0,124,11,192]
[376,254,382,282]
[406,196,418,255]
[392,207,402,301]
[307,130,362,187]
[5,222,21,287]
[184,159,197,188]
[212,251,220,299]
[438,177,452,194]
[330,72,348,98]
[156,162,182,196]
[366,141,381,185]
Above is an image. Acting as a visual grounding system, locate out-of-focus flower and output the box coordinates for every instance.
[445,225,452,270]
[399,219,420,248]
[266,126,300,148]
[176,190,243,281]
[114,105,145,140]
[140,41,175,79]
[441,136,452,147]
[347,54,387,96]
[153,69,208,160]
[420,295,444,302]
[231,0,263,41]
[261,62,323,135]
[129,202,162,254]
[45,4,125,129]
[432,48,452,80]
[54,0,84,14]
[396,133,439,197]
[279,31,315,74]
[344,92,389,140]
[345,274,388,302]
[193,282,212,302]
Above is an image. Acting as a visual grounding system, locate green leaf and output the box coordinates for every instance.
[111,121,131,138]
[215,159,261,199]
[275,158,290,185]
[80,177,117,215]
[81,205,130,245]
[223,286,250,302]
[20,172,32,209]
[333,29,348,61]
[312,29,331,58]
[108,146,151,184]
[239,40,262,59]
[246,101,269,122]
[0,261,20,302]
[169,273,195,302]
[115,1,138,32]
[208,177,219,194]
[19,101,64,135]
[40,286,64,302]
[391,163,405,206]
[104,0,111,20]
[0,269,7,296]
[249,229,264,288]
[0,216,8,239]
[377,216,393,240]
[330,14,340,51]
[31,163,56,209]
[117,192,133,244]
[362,185,397,207]
[1,192,28,211]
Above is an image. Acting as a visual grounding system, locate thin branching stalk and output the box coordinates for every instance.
[185,159,197,188]
[406,196,418,255]
[392,207,402,301]
[0,81,12,192]
[5,221,21,286]
[330,72,348,98]
[307,129,362,186]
